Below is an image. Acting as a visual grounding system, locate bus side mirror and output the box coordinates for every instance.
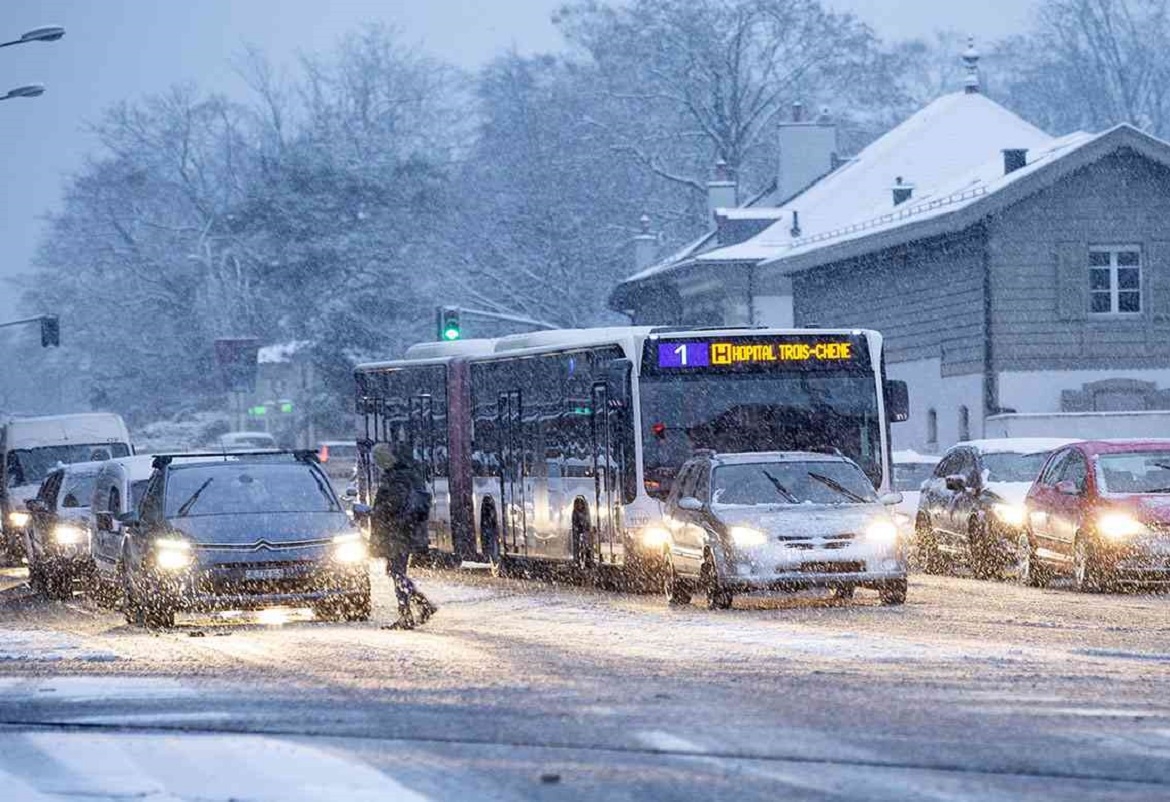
[885,380,909,423]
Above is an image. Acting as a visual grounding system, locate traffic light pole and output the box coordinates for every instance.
[447,307,560,331]
[0,314,59,346]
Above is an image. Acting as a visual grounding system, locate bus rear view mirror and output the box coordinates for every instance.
[885,380,909,422]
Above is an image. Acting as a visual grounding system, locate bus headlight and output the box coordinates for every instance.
[993,503,1027,528]
[332,533,368,563]
[154,538,193,571]
[728,526,767,547]
[1097,512,1147,541]
[865,519,899,546]
[53,523,86,545]
[7,510,31,528]
[640,525,670,548]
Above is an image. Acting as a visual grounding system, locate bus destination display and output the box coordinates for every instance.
[652,335,868,372]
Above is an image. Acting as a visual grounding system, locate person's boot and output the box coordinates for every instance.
[382,604,415,630]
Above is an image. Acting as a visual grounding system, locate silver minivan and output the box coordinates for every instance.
[661,451,908,608]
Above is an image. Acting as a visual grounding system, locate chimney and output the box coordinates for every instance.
[707,159,737,219]
[891,176,914,206]
[633,214,657,271]
[778,101,837,202]
[1002,148,1027,174]
[790,210,802,238]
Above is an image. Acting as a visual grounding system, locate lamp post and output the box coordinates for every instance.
[0,84,44,102]
[0,25,65,49]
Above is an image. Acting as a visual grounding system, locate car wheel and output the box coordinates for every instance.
[916,518,949,575]
[664,556,691,607]
[45,569,72,602]
[1017,530,1050,588]
[1074,533,1110,593]
[701,553,732,610]
[879,579,908,606]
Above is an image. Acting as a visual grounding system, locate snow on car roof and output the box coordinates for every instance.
[958,438,1076,455]
[3,413,129,447]
[709,451,853,465]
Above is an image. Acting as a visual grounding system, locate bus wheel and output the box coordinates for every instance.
[481,501,509,578]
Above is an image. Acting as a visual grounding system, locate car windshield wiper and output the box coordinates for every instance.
[761,470,800,504]
[806,472,869,503]
[174,478,214,517]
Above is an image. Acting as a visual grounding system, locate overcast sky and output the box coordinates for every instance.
[0,0,1036,320]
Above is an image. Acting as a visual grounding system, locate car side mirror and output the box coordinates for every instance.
[880,491,904,506]
[350,503,371,519]
[1055,480,1080,496]
[95,511,115,532]
[944,474,966,492]
[344,486,358,498]
[677,496,703,512]
[117,510,140,527]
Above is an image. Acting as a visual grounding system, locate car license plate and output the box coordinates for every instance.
[244,568,285,581]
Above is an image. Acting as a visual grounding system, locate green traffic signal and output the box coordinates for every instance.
[438,306,461,341]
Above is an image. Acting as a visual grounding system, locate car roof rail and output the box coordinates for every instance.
[150,450,314,469]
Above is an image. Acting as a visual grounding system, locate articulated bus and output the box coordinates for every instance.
[354,327,908,578]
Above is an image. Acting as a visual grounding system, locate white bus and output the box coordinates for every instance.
[354,327,908,580]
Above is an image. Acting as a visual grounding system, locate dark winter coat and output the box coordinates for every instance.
[371,457,430,557]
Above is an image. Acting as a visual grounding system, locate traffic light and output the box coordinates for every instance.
[437,306,461,341]
[40,315,59,348]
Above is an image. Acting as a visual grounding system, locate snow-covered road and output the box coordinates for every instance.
[1,566,1169,800]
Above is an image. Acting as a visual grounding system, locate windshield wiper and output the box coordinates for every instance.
[174,478,214,517]
[761,470,800,504]
[806,472,869,503]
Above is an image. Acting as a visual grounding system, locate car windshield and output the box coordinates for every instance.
[981,452,1051,483]
[1096,452,1170,494]
[5,443,131,488]
[164,462,339,517]
[711,460,878,506]
[60,471,100,508]
[893,462,936,491]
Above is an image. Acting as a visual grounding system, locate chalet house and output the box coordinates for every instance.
[610,52,1170,453]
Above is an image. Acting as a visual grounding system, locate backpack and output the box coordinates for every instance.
[405,484,432,522]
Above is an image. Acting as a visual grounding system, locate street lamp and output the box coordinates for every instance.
[0,25,66,49]
[0,84,45,101]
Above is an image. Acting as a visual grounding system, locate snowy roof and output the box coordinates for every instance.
[257,340,311,364]
[613,91,1170,299]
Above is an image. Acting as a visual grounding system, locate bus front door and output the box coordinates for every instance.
[590,382,618,565]
[497,390,527,557]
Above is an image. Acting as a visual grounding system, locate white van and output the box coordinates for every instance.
[1,413,132,563]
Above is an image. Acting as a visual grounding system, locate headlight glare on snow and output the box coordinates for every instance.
[640,525,671,548]
[332,532,368,563]
[154,537,193,570]
[1097,512,1147,541]
[53,523,86,545]
[728,526,767,547]
[865,519,899,545]
[992,503,1027,528]
[7,510,31,528]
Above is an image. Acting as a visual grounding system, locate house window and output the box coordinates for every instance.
[1089,247,1141,315]
[927,409,938,449]
[958,405,970,441]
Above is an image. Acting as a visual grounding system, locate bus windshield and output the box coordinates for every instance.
[5,443,131,488]
[640,372,882,495]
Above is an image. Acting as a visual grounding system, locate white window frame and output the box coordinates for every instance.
[1089,245,1142,317]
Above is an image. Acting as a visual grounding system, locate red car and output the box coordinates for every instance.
[1021,440,1170,591]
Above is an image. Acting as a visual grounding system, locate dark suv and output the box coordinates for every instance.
[116,451,371,628]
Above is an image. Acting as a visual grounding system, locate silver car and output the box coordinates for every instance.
[661,452,908,608]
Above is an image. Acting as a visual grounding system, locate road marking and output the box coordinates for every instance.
[636,730,707,754]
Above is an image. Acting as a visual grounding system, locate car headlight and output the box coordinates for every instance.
[7,510,30,528]
[993,503,1027,528]
[865,519,899,545]
[640,525,671,548]
[892,511,913,530]
[53,523,87,545]
[728,526,767,547]
[332,533,368,563]
[154,537,193,570]
[1097,512,1147,541]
